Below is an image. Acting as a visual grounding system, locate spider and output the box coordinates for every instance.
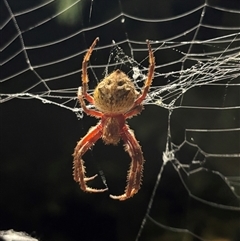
[73,37,155,200]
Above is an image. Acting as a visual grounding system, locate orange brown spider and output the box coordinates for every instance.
[73,37,155,200]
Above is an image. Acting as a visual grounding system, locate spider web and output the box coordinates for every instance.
[1,0,240,240]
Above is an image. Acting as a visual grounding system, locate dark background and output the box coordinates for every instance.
[1,0,240,241]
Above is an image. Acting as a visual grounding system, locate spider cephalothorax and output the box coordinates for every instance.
[73,37,155,200]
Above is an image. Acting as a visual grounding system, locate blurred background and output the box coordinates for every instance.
[1,0,240,241]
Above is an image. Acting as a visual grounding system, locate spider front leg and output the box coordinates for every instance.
[110,125,144,201]
[73,123,108,193]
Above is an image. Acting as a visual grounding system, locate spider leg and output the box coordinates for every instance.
[124,104,143,119]
[73,123,108,193]
[78,87,102,118]
[134,40,155,106]
[81,37,99,104]
[110,125,144,201]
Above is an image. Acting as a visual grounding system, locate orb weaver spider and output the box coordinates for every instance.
[73,37,155,200]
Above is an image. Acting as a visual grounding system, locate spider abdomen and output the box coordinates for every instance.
[93,70,138,114]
